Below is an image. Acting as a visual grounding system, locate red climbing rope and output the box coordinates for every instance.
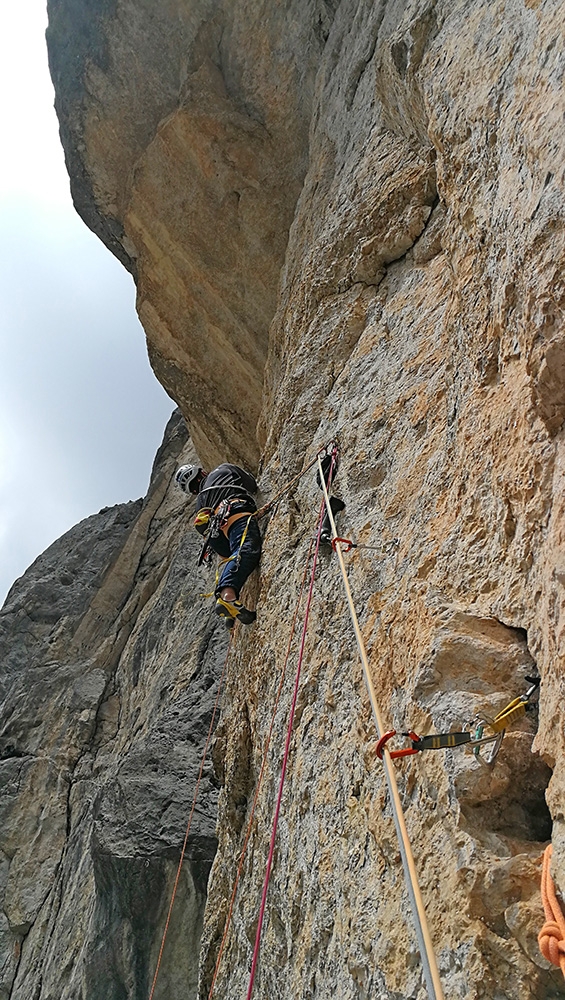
[207,536,316,999]
[245,486,331,998]
[148,628,235,1000]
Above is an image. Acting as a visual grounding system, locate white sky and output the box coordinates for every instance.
[0,1,175,605]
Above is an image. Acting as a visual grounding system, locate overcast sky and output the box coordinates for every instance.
[0,1,175,606]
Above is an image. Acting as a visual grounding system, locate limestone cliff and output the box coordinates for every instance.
[3,0,565,997]
[0,411,228,998]
[46,0,337,469]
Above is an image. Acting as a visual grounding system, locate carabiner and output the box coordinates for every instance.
[471,723,505,764]
[331,537,356,553]
[376,730,421,760]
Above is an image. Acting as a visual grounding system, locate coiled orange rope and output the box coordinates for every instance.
[539,844,565,977]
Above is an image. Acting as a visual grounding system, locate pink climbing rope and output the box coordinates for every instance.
[207,537,316,999]
[245,468,334,998]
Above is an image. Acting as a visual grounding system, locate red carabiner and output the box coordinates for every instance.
[376,730,421,760]
[331,537,356,553]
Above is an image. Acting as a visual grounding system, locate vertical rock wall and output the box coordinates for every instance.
[0,412,229,999]
[5,0,564,998]
[46,0,339,468]
[201,2,565,998]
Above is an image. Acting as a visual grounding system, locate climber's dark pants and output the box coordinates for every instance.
[321,496,346,537]
[216,516,262,598]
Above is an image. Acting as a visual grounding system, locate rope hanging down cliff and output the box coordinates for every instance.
[207,535,316,999]
[317,449,445,1000]
[244,466,334,1000]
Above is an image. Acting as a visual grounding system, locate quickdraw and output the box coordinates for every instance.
[194,507,213,531]
[376,728,501,760]
[479,675,540,732]
[331,537,399,554]
[376,676,540,765]
[197,513,222,566]
[254,440,337,520]
[194,500,232,537]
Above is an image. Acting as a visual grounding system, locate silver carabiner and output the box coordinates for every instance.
[471,722,505,765]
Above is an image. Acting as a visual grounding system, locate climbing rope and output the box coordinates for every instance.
[148,628,235,1000]
[207,536,316,999]
[317,451,445,1000]
[254,440,334,520]
[539,844,565,978]
[245,482,331,999]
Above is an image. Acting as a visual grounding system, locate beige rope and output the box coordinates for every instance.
[317,455,444,1000]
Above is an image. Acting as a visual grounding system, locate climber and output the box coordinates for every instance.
[317,453,345,544]
[175,462,261,625]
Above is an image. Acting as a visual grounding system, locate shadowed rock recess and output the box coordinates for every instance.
[1,0,565,997]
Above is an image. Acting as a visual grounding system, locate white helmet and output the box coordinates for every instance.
[175,464,203,494]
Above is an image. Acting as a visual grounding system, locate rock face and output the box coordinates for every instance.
[4,0,562,998]
[46,0,339,469]
[0,411,229,999]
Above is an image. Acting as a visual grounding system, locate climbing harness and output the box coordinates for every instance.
[317,449,445,1000]
[245,471,334,1000]
[376,676,540,765]
[199,515,254,599]
[539,843,565,979]
[207,536,317,999]
[147,629,235,1000]
[197,441,334,590]
[196,500,248,566]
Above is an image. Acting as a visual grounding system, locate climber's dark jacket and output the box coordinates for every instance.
[195,463,259,560]
[195,463,258,517]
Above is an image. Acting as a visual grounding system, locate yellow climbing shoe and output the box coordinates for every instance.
[215,597,256,625]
